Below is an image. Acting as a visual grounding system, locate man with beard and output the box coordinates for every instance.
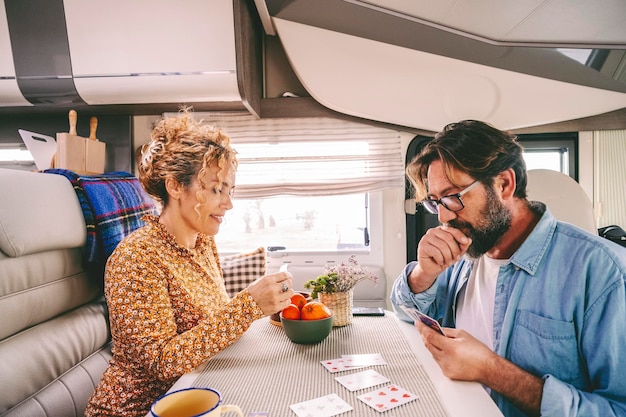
[390,120,626,417]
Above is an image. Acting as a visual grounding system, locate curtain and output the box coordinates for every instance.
[593,129,626,228]
[193,113,405,199]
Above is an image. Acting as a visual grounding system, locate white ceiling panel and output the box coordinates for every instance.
[274,18,626,131]
[64,0,237,75]
[0,2,30,106]
[508,0,626,44]
[358,0,456,22]
[0,3,15,77]
[354,0,626,45]
[444,0,546,42]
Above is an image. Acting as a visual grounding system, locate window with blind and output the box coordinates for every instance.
[188,114,404,264]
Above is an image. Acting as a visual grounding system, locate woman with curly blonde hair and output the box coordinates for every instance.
[85,110,294,417]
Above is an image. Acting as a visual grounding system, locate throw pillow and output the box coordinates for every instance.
[221,247,266,297]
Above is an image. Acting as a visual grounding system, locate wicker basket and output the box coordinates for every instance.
[319,290,353,326]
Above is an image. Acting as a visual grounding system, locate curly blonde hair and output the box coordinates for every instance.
[138,109,238,208]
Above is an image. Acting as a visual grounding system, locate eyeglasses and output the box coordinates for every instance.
[421,180,480,215]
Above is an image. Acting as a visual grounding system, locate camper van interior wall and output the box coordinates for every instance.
[55,110,106,174]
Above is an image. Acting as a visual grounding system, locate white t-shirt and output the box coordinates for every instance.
[456,255,507,351]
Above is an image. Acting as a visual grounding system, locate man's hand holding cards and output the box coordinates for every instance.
[400,306,447,336]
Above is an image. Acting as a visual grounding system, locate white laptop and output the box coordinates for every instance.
[18,129,57,170]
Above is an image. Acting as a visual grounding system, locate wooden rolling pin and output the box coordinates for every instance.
[69,109,77,135]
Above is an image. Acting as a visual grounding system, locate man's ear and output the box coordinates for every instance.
[164,177,183,200]
[498,168,517,200]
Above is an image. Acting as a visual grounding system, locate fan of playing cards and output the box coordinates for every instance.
[399,306,447,336]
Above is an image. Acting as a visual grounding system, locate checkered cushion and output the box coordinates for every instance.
[221,247,266,297]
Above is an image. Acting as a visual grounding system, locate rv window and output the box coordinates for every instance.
[204,115,401,267]
[518,133,578,178]
[0,145,37,170]
[0,146,33,162]
[215,191,383,266]
[523,150,568,174]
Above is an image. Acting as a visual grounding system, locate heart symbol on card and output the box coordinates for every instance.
[402,393,411,398]
[390,387,398,391]
[391,398,398,403]
[378,392,387,396]
[376,404,385,409]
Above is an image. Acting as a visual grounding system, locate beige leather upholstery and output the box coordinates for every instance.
[0,168,111,417]
[526,169,597,235]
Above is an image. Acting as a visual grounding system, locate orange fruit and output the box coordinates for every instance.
[290,293,307,310]
[301,301,332,320]
[282,304,301,320]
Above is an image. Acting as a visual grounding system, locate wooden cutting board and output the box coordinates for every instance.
[56,110,106,174]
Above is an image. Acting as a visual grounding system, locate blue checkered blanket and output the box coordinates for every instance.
[45,169,157,264]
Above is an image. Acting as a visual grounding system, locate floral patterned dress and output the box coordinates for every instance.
[85,215,264,417]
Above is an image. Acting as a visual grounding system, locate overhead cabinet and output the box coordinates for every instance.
[63,0,241,105]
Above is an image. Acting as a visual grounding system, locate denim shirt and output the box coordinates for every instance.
[391,205,626,417]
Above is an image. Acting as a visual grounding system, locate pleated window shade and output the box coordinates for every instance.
[193,114,405,199]
[593,129,626,228]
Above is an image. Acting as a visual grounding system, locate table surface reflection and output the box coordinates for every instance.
[169,312,503,417]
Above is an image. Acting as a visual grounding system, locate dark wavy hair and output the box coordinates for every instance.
[407,120,527,200]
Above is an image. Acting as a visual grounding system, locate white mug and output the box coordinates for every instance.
[150,387,243,417]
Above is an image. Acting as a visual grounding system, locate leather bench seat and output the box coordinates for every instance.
[0,169,111,417]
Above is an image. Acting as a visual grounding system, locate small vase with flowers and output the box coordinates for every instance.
[304,255,378,326]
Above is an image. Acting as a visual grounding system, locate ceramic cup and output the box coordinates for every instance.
[150,387,243,417]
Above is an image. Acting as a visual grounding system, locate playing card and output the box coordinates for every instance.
[321,358,366,373]
[400,306,446,336]
[357,384,418,412]
[289,393,353,417]
[341,353,387,367]
[335,369,390,391]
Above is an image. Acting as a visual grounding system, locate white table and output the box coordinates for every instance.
[393,314,503,416]
[168,312,503,417]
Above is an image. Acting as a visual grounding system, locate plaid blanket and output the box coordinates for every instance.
[45,169,157,264]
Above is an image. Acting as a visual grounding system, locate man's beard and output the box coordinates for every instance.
[448,185,512,258]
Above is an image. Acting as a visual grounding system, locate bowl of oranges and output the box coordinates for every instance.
[279,294,334,344]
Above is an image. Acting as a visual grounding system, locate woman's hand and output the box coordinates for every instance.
[246,271,294,316]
